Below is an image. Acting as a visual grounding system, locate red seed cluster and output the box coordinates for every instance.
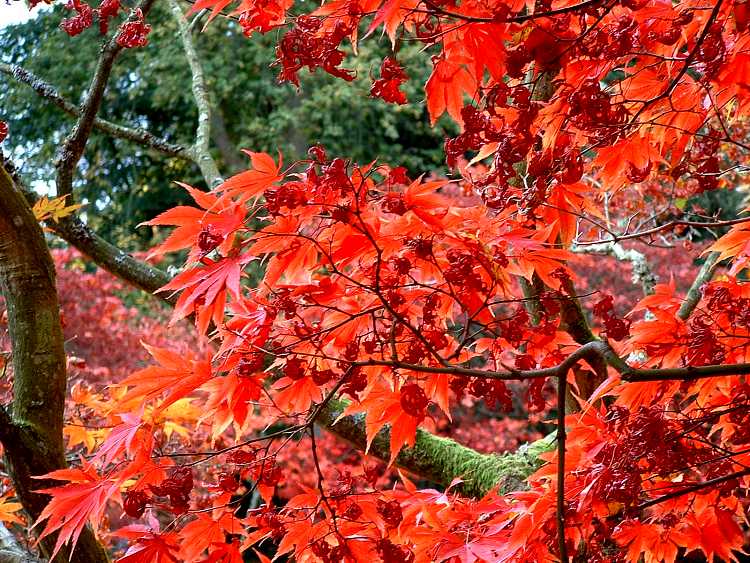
[593,294,630,341]
[370,57,409,105]
[275,16,356,86]
[149,466,193,514]
[116,9,151,48]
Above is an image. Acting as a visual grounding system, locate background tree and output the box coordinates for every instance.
[2,0,750,562]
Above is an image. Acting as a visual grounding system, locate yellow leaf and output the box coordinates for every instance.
[32,195,83,223]
[0,494,24,525]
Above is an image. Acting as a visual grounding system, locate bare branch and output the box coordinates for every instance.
[54,0,159,198]
[0,63,188,159]
[167,0,224,187]
[677,251,720,320]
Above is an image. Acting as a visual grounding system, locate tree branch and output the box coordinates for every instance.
[677,251,720,321]
[316,399,556,498]
[167,0,224,187]
[572,241,657,296]
[54,0,159,198]
[0,62,188,160]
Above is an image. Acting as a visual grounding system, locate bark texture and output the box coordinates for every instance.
[0,164,109,563]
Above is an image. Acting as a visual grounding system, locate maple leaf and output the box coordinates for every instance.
[113,528,181,563]
[157,252,255,334]
[425,56,477,125]
[115,344,213,413]
[33,464,121,559]
[179,513,239,561]
[345,381,421,464]
[0,494,24,526]
[141,182,246,260]
[216,151,283,203]
[32,194,83,223]
[64,418,106,453]
[707,211,750,275]
[365,0,418,45]
[200,541,245,563]
[200,372,263,439]
[92,412,153,467]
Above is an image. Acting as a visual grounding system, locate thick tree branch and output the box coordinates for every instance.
[0,63,187,160]
[2,155,176,303]
[54,0,158,198]
[0,162,109,563]
[167,0,223,187]
[316,400,556,497]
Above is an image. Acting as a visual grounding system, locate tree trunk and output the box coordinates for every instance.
[0,163,109,563]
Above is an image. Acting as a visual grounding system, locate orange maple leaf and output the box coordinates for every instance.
[116,344,213,413]
[113,527,180,563]
[141,183,246,260]
[34,464,121,559]
[216,151,283,203]
[158,252,255,334]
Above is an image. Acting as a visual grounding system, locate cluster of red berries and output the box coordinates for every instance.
[122,489,150,518]
[341,367,367,399]
[404,235,433,260]
[593,294,630,341]
[237,352,265,376]
[0,121,7,144]
[133,466,194,515]
[451,377,514,412]
[263,181,307,215]
[678,129,722,192]
[377,499,403,528]
[370,57,409,105]
[444,105,501,169]
[60,0,94,37]
[381,192,409,216]
[116,9,151,48]
[444,249,483,291]
[400,383,429,420]
[275,16,356,86]
[686,316,726,366]
[256,508,286,541]
[496,307,530,347]
[703,282,750,327]
[376,538,416,563]
[197,226,224,255]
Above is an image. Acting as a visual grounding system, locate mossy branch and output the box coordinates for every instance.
[315,399,555,498]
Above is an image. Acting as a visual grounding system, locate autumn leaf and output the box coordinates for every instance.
[0,494,24,526]
[141,182,246,260]
[216,151,283,203]
[113,528,181,563]
[157,252,255,334]
[425,56,478,125]
[115,344,213,413]
[33,464,121,560]
[32,194,83,223]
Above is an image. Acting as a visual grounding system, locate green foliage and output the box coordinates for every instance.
[0,5,449,249]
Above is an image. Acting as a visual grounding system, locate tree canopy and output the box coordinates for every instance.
[2,0,750,562]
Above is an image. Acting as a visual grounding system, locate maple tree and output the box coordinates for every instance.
[4,0,750,561]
